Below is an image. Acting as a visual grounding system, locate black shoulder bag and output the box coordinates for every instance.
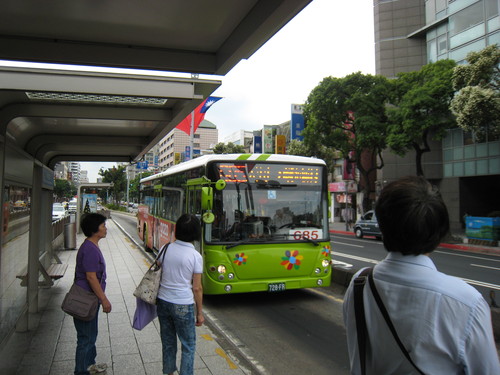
[353,267,426,375]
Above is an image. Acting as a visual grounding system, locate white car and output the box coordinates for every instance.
[52,204,68,221]
[68,201,77,213]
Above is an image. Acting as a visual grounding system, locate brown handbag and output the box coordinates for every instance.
[61,283,99,321]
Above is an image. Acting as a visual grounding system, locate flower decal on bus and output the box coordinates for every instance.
[322,244,331,257]
[281,250,303,270]
[233,253,247,266]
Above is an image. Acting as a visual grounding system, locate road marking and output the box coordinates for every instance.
[435,250,500,263]
[215,348,239,369]
[470,264,500,271]
[331,240,364,248]
[331,260,353,269]
[331,235,384,245]
[331,252,500,290]
[331,251,380,265]
[460,277,500,290]
[307,287,344,303]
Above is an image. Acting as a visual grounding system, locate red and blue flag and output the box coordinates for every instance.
[176,96,222,135]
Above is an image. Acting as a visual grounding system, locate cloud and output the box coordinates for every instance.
[205,0,375,140]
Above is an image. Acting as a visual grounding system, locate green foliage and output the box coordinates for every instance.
[54,179,77,200]
[303,72,391,209]
[129,171,152,202]
[98,165,126,205]
[212,142,246,154]
[451,44,500,138]
[287,139,313,157]
[287,139,338,176]
[386,59,456,175]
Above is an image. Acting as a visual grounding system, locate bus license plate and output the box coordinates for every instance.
[268,283,286,292]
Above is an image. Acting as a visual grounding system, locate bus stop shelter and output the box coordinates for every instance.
[0,0,313,345]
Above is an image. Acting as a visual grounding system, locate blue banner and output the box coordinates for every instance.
[185,146,191,161]
[291,104,304,141]
[253,135,262,153]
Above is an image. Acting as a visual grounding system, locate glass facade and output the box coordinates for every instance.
[427,0,499,63]
[443,128,500,177]
[425,0,499,178]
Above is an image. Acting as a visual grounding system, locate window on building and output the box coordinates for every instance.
[449,1,484,36]
[438,34,448,54]
[486,0,499,19]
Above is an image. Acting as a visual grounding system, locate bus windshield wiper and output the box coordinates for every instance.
[225,238,267,249]
[302,237,319,246]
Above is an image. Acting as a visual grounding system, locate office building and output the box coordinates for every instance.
[374,0,500,232]
[158,120,218,169]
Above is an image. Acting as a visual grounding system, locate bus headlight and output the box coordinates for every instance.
[322,259,330,268]
[217,265,226,274]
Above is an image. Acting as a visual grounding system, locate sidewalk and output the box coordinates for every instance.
[0,219,256,375]
[329,221,500,256]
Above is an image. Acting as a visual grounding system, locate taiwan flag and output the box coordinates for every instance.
[176,96,222,135]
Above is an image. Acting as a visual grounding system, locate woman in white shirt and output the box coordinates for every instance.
[157,214,204,375]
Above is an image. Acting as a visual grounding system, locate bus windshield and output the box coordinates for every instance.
[208,162,328,243]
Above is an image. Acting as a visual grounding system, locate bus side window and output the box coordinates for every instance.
[187,189,202,216]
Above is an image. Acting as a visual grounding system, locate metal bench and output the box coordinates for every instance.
[17,260,68,288]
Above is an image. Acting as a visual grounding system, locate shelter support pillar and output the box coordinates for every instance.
[27,164,43,315]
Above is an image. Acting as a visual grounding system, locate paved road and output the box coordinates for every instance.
[330,232,500,304]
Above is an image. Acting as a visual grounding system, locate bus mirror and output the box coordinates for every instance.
[215,179,226,191]
[202,212,215,224]
[201,187,213,210]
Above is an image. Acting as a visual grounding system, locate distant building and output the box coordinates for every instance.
[79,170,89,184]
[68,162,81,185]
[224,130,254,152]
[54,162,68,180]
[158,120,218,169]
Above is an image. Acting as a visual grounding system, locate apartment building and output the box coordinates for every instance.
[158,120,218,169]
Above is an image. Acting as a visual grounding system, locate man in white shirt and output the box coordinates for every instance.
[343,176,499,374]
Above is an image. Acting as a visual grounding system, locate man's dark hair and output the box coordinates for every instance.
[80,213,107,237]
[175,214,201,242]
[375,176,449,255]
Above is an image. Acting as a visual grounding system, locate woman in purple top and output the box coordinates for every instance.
[73,213,112,375]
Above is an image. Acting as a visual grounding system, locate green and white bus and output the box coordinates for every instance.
[138,154,332,294]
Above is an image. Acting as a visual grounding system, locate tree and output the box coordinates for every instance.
[129,171,152,202]
[98,166,126,205]
[287,139,313,157]
[303,72,391,211]
[212,142,245,154]
[451,44,500,140]
[287,139,339,180]
[386,59,456,176]
[54,179,77,200]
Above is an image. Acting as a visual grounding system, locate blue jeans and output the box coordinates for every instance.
[73,312,99,375]
[157,299,196,375]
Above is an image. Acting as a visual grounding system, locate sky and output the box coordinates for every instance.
[6,0,376,182]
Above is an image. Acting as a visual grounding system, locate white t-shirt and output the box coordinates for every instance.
[157,240,203,305]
